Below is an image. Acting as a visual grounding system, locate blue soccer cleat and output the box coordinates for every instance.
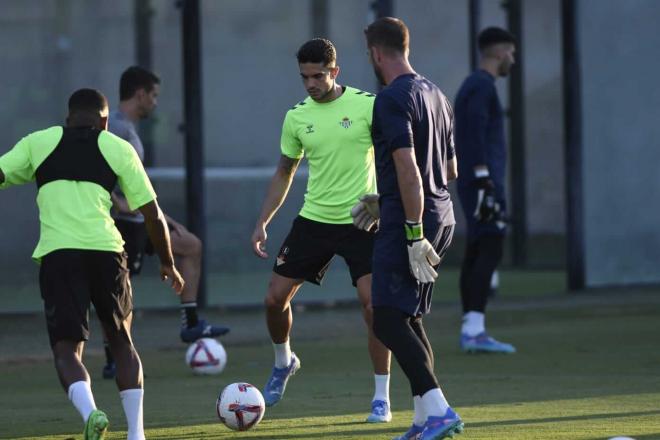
[460,332,516,354]
[419,407,464,440]
[263,353,301,407]
[180,319,230,343]
[366,399,392,423]
[392,423,425,439]
[83,409,109,440]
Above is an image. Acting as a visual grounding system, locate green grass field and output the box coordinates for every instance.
[1,272,659,439]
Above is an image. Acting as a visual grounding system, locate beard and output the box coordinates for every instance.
[309,85,334,102]
[499,61,512,77]
[373,64,386,86]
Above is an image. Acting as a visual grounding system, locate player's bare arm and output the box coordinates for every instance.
[163,213,186,236]
[251,154,301,258]
[139,199,184,294]
[392,148,424,222]
[393,147,440,283]
[447,156,458,181]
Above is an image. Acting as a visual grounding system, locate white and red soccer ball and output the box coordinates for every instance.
[185,338,227,375]
[216,382,266,431]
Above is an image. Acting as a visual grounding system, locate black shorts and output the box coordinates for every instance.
[114,218,151,275]
[40,249,133,347]
[273,216,374,286]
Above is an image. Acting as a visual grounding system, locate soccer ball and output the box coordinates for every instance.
[185,338,227,375]
[216,382,266,431]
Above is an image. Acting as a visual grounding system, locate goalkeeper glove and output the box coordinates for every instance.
[404,221,441,284]
[350,193,380,231]
[473,175,499,223]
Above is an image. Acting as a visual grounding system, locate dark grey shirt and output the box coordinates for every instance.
[108,110,145,222]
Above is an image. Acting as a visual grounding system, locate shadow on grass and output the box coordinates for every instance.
[466,409,660,428]
[147,425,400,440]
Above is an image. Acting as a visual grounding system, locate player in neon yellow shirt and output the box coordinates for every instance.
[0,89,183,440]
[250,38,392,421]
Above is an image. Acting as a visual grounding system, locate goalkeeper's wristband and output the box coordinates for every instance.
[404,221,423,241]
[474,167,490,178]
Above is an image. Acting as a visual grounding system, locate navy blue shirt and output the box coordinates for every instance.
[371,73,455,229]
[454,69,507,201]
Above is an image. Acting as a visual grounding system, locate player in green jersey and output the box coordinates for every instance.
[0,88,183,440]
[250,38,392,422]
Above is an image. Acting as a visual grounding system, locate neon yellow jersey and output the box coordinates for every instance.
[281,86,377,224]
[0,126,156,260]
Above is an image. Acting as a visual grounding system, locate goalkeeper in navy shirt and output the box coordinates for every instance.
[352,17,464,440]
[454,27,517,354]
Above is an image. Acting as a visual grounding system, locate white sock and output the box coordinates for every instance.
[372,374,390,403]
[421,388,450,418]
[120,388,145,440]
[413,395,426,426]
[490,270,499,289]
[273,341,291,369]
[462,311,485,337]
[67,381,97,422]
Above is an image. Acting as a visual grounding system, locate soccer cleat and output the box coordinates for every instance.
[460,332,516,354]
[419,407,464,440]
[263,353,301,407]
[180,319,230,343]
[366,399,392,423]
[83,409,109,440]
[392,423,425,439]
[101,361,116,380]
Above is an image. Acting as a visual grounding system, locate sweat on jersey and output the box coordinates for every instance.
[280,86,377,224]
[0,126,156,260]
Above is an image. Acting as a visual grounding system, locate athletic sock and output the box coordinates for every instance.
[373,374,390,403]
[120,388,145,440]
[273,341,292,369]
[421,388,450,418]
[104,341,114,364]
[413,395,426,426]
[181,302,199,329]
[461,311,485,337]
[67,380,97,422]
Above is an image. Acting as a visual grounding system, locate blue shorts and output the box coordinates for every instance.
[372,222,454,316]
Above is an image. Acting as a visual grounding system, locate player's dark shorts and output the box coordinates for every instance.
[114,218,154,275]
[372,222,455,316]
[273,216,374,286]
[39,249,132,347]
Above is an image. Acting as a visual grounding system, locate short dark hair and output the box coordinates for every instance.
[478,27,516,51]
[364,17,409,54]
[296,38,336,66]
[119,66,160,101]
[68,88,108,115]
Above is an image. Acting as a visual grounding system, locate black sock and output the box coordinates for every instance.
[181,302,199,329]
[104,341,114,364]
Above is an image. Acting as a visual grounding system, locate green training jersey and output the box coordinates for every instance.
[0,126,156,260]
[281,86,377,224]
